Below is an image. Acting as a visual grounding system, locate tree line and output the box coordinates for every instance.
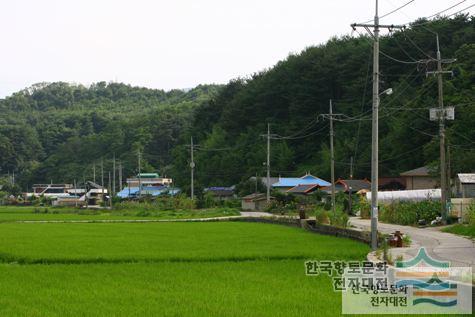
[0,16,474,194]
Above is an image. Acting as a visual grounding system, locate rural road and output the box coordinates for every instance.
[349,217,475,269]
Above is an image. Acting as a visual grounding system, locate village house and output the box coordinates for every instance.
[400,166,438,190]
[334,179,371,194]
[455,173,475,198]
[451,173,475,221]
[241,193,269,211]
[204,186,235,200]
[117,173,177,198]
[272,174,330,192]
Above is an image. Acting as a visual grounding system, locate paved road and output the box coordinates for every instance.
[349,217,475,269]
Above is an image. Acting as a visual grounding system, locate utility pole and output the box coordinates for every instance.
[190,137,195,200]
[426,35,454,223]
[138,150,142,199]
[255,172,258,193]
[84,174,88,208]
[351,0,404,250]
[350,156,354,179]
[93,162,96,183]
[118,160,123,192]
[329,100,336,214]
[101,158,104,206]
[74,179,77,207]
[437,35,447,223]
[108,171,112,208]
[447,142,451,200]
[112,153,116,196]
[266,123,271,204]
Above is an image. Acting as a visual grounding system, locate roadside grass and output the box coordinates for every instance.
[0,205,240,222]
[443,224,475,238]
[0,222,368,263]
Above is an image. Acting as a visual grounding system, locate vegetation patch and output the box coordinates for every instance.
[0,205,239,222]
[379,200,441,226]
[443,224,475,238]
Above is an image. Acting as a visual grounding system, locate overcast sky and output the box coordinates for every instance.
[0,0,473,97]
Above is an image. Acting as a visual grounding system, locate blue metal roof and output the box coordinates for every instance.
[117,186,181,198]
[272,175,330,187]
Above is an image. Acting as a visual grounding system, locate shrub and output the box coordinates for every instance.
[358,196,371,219]
[379,200,441,226]
[329,210,349,228]
[315,208,330,224]
[465,202,475,225]
[114,195,196,212]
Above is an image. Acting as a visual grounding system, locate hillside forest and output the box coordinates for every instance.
[0,15,474,194]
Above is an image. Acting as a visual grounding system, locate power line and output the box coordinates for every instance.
[354,29,421,64]
[401,30,436,60]
[410,2,475,26]
[418,0,468,21]
[271,123,329,140]
[359,0,417,23]
[380,0,417,19]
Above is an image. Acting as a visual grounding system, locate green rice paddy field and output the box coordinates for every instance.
[0,205,240,222]
[0,212,468,316]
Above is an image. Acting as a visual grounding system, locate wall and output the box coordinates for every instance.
[405,176,438,190]
[451,198,474,221]
[461,184,475,198]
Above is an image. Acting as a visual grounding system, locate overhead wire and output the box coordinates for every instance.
[410,3,475,26]
[359,0,417,24]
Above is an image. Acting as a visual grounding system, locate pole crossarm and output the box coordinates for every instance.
[427,70,454,76]
[351,23,405,29]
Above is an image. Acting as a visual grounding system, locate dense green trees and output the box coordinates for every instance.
[0,83,220,189]
[0,16,473,193]
[173,15,475,189]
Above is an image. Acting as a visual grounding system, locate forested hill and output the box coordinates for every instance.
[1,16,474,192]
[171,15,475,190]
[0,82,221,187]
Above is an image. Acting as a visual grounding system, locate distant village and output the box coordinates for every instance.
[16,166,475,217]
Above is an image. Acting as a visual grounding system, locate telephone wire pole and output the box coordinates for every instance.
[351,0,404,250]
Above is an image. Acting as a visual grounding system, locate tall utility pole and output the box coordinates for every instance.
[101,158,104,205]
[351,0,404,250]
[266,123,271,204]
[329,100,336,214]
[350,156,354,179]
[118,160,123,192]
[138,150,142,199]
[426,35,454,222]
[190,137,195,200]
[108,171,112,208]
[93,162,96,183]
[112,153,116,196]
[74,179,77,207]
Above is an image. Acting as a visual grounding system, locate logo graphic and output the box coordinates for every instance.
[394,248,457,307]
[340,247,472,314]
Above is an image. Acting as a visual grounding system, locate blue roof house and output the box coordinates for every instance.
[117,186,181,199]
[272,174,331,192]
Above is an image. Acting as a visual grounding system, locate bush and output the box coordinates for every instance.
[357,196,371,219]
[315,208,330,224]
[114,195,196,212]
[466,202,475,225]
[379,200,441,226]
[329,210,349,228]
